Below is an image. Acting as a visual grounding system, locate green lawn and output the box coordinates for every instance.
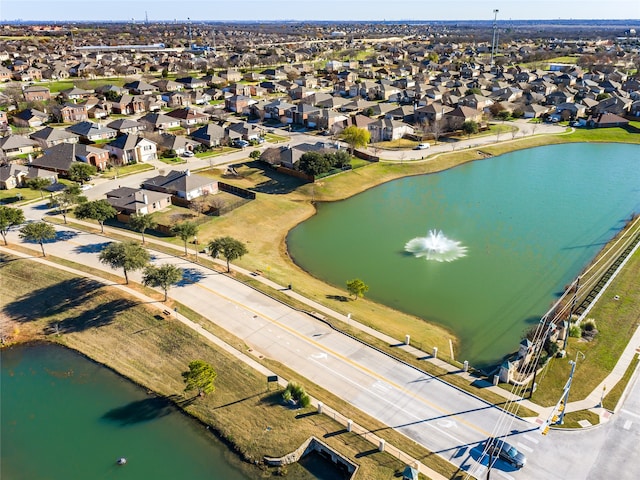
[158,156,187,165]
[100,163,154,179]
[36,77,129,93]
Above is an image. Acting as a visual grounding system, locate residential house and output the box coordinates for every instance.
[292,103,320,126]
[367,118,415,141]
[30,126,79,148]
[60,86,93,103]
[141,169,217,200]
[263,99,296,120]
[0,66,12,82]
[226,122,262,141]
[83,97,112,119]
[105,187,171,215]
[155,132,199,155]
[123,80,156,95]
[162,91,190,108]
[307,108,349,131]
[588,113,630,128]
[23,85,51,102]
[220,69,242,82]
[259,142,331,169]
[190,123,227,147]
[166,107,209,128]
[0,135,40,158]
[105,134,157,164]
[31,142,109,173]
[225,94,255,114]
[106,119,146,135]
[56,103,89,123]
[66,122,117,143]
[152,79,184,92]
[138,112,181,131]
[110,94,146,115]
[0,164,57,190]
[12,108,49,128]
[592,96,632,116]
[445,106,483,130]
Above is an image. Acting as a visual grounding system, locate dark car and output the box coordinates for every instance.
[486,438,526,469]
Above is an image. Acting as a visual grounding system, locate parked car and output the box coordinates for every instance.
[233,139,250,148]
[415,142,430,150]
[485,438,526,469]
[182,151,194,157]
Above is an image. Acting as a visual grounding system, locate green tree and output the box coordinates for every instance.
[98,241,150,284]
[462,120,479,138]
[207,236,248,273]
[346,278,369,300]
[0,205,26,245]
[26,177,52,199]
[19,221,56,257]
[172,221,199,255]
[249,149,261,160]
[332,150,351,169]
[68,162,97,184]
[142,263,183,301]
[340,125,370,154]
[298,151,332,176]
[182,360,217,396]
[128,213,157,245]
[75,200,116,233]
[49,184,86,224]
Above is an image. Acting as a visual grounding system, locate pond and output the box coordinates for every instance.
[288,143,640,367]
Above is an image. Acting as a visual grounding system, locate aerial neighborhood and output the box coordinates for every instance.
[1,21,638,196]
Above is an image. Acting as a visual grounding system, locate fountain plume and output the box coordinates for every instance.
[405,230,467,262]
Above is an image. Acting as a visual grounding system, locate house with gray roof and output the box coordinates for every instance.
[141,170,217,200]
[0,164,57,190]
[66,122,117,143]
[30,126,79,148]
[0,135,40,158]
[190,123,227,147]
[32,142,109,173]
[105,187,171,215]
[105,134,157,164]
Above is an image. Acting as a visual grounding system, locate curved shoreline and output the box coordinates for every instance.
[272,127,640,366]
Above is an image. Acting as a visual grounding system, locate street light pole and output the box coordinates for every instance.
[490,9,499,67]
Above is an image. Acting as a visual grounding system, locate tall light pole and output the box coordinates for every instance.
[490,9,499,67]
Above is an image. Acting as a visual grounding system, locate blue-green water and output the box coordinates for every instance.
[1,343,251,480]
[288,143,640,366]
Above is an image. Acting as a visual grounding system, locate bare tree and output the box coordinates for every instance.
[430,118,443,144]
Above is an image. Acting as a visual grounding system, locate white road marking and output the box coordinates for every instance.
[621,409,640,419]
[523,434,539,444]
[623,420,632,430]
[311,352,328,360]
[517,442,533,453]
[372,380,391,392]
[308,356,465,444]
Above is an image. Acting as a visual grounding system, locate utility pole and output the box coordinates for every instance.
[558,351,585,425]
[490,9,499,67]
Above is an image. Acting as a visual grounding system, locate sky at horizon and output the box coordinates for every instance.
[1,0,639,23]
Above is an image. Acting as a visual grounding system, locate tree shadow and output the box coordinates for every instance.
[102,396,174,426]
[243,160,307,195]
[51,230,78,242]
[176,267,207,286]
[326,294,349,302]
[57,297,137,333]
[3,277,135,332]
[213,392,263,410]
[73,241,112,254]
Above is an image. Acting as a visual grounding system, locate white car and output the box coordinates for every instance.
[182,151,195,157]
[415,143,431,150]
